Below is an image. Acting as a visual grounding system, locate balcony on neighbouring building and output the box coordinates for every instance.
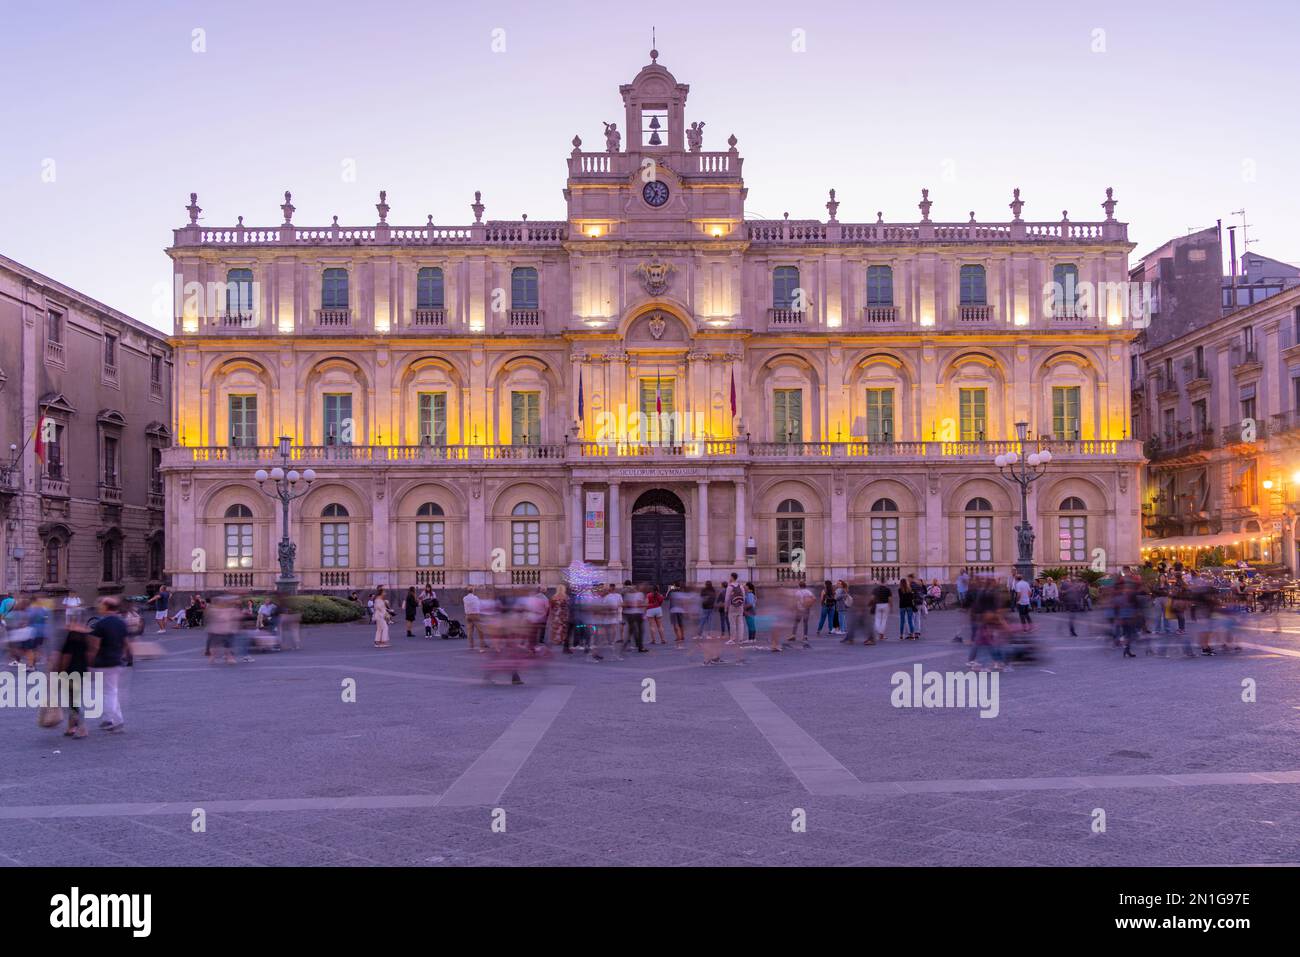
[1222,422,1267,446]
[1145,429,1216,463]
[40,472,69,498]
[99,481,123,505]
[45,340,65,364]
[1271,410,1300,439]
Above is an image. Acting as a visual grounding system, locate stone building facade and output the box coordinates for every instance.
[0,254,172,601]
[162,54,1143,594]
[1137,283,1300,570]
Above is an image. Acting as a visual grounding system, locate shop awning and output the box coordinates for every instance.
[1141,531,1269,551]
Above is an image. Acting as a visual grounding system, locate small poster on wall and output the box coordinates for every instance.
[584,490,606,562]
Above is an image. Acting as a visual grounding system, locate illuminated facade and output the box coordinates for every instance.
[163,53,1143,593]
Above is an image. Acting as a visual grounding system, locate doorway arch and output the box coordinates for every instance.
[630,489,687,587]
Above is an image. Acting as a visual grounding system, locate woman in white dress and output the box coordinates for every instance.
[372,587,392,648]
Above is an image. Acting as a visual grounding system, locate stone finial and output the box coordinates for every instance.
[571,134,582,154]
[521,213,528,222]
[1102,186,1117,221]
[918,188,932,222]
[427,214,434,226]
[331,215,339,227]
[1061,210,1070,223]
[237,215,244,227]
[471,191,485,224]
[727,133,738,153]
[876,211,884,224]
[783,211,790,221]
[376,189,390,223]
[825,188,839,223]
[280,190,295,224]
[1009,187,1024,221]
[186,192,201,225]
[969,210,977,223]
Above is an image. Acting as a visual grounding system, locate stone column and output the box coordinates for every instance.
[570,482,583,563]
[608,481,622,573]
[733,478,747,568]
[696,480,711,575]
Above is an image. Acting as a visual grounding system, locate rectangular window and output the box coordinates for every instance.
[1051,386,1080,440]
[321,522,350,567]
[511,269,539,310]
[866,265,893,307]
[1058,516,1086,562]
[1193,345,1205,378]
[1192,399,1208,434]
[47,311,62,343]
[511,519,540,566]
[510,391,542,445]
[959,265,986,305]
[772,388,802,443]
[1243,326,1255,355]
[638,378,677,444]
[865,388,895,442]
[418,392,447,445]
[417,268,444,309]
[324,393,353,445]
[225,523,253,569]
[1293,377,1300,412]
[322,269,349,309]
[1240,395,1256,424]
[150,447,163,492]
[102,541,118,583]
[103,334,117,367]
[870,516,898,563]
[45,423,63,479]
[964,516,993,562]
[151,355,163,386]
[1162,408,1175,441]
[229,395,258,447]
[958,388,987,441]
[416,521,446,567]
[102,435,119,486]
[776,518,805,564]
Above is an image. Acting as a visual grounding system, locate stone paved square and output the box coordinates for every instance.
[2,608,1297,866]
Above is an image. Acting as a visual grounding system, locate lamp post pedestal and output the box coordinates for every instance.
[996,423,1050,584]
[257,437,314,598]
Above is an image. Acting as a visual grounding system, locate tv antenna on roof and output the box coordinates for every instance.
[1230,208,1256,248]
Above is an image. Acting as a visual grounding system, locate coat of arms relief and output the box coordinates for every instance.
[634,257,675,297]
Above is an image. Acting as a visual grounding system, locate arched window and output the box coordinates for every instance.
[226,268,255,318]
[1052,263,1079,316]
[959,264,987,305]
[511,267,538,310]
[964,497,993,563]
[1058,496,1086,563]
[322,268,349,309]
[417,267,444,310]
[511,502,540,567]
[866,265,893,307]
[869,498,899,563]
[224,504,254,569]
[417,502,445,567]
[773,266,801,310]
[321,503,350,568]
[776,499,804,565]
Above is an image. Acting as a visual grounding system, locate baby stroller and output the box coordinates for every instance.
[438,609,466,639]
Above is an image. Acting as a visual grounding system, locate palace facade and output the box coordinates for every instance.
[162,53,1143,593]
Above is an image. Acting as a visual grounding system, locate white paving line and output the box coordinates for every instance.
[436,684,575,806]
[724,680,865,795]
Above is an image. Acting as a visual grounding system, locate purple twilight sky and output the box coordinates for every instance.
[1,0,1297,329]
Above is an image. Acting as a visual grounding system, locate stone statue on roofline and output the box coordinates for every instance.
[686,121,705,152]
[603,122,621,153]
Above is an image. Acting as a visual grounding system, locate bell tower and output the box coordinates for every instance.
[620,46,689,152]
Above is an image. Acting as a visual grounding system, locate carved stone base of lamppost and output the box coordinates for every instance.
[1015,521,1036,583]
[276,539,299,596]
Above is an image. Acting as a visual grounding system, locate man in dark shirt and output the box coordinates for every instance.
[87,597,128,733]
[58,614,92,738]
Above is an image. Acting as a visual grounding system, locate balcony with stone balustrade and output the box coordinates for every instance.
[160,437,1143,472]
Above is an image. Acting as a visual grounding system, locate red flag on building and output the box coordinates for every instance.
[729,368,737,418]
[655,369,662,415]
[33,417,45,464]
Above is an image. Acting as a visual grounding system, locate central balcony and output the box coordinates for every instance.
[162,438,1143,470]
[315,308,352,329]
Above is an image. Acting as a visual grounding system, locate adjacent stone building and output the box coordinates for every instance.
[162,53,1143,593]
[0,254,172,601]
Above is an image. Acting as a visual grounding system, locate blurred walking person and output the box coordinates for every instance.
[87,597,129,732]
[372,586,393,648]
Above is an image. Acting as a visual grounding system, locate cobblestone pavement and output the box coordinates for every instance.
[1,608,1297,866]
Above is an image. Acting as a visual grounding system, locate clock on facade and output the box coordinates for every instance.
[642,180,669,207]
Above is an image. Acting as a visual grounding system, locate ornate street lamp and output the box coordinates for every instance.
[254,436,315,595]
[994,422,1052,582]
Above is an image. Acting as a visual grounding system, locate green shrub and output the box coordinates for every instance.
[236,593,363,625]
[1040,567,1068,581]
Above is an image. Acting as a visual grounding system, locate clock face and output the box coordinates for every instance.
[642,180,670,207]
